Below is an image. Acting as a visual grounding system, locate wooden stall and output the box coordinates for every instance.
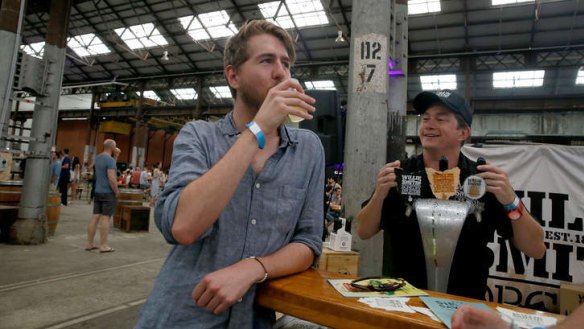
[256,269,563,329]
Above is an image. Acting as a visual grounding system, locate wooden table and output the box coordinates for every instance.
[256,269,563,329]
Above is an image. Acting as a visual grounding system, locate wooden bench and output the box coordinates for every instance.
[120,205,150,232]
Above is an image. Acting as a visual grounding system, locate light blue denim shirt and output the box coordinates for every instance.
[136,112,324,329]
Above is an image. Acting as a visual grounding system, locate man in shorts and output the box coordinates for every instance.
[85,139,119,253]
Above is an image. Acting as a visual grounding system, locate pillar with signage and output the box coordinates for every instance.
[345,0,393,276]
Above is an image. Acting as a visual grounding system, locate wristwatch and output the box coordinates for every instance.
[504,195,524,221]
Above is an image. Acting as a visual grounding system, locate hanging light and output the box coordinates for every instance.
[161,50,169,61]
[335,30,345,43]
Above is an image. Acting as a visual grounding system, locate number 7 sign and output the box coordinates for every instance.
[352,33,388,94]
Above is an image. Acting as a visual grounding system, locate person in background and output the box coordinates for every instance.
[113,147,121,161]
[139,164,151,195]
[70,156,81,201]
[112,148,122,188]
[357,89,546,300]
[136,19,323,328]
[124,169,132,187]
[149,162,162,207]
[85,139,118,253]
[117,170,126,187]
[130,166,141,188]
[451,303,584,329]
[58,148,71,206]
[325,185,343,231]
[50,151,62,189]
[325,177,340,200]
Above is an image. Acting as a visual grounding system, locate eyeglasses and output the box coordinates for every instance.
[349,277,406,292]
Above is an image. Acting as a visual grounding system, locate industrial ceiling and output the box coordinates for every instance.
[15,0,584,115]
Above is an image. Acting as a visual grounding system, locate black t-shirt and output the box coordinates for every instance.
[363,153,513,300]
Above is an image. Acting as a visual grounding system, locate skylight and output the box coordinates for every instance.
[259,0,329,29]
[493,70,545,88]
[68,33,110,57]
[420,74,457,90]
[179,10,237,41]
[143,90,160,101]
[171,88,198,100]
[114,23,168,50]
[304,80,336,90]
[210,86,232,99]
[408,0,441,15]
[576,69,584,85]
[21,41,45,58]
[492,0,535,6]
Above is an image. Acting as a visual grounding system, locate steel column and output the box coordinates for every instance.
[11,0,72,244]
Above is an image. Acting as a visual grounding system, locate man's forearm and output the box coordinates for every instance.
[356,193,384,239]
[253,242,315,281]
[511,211,546,259]
[172,130,258,245]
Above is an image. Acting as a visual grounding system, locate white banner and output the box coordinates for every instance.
[462,144,584,313]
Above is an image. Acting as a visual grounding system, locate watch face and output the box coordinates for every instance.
[508,209,521,220]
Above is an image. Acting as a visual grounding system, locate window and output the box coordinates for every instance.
[143,91,160,101]
[210,86,232,99]
[304,80,336,90]
[21,41,45,58]
[259,0,329,29]
[493,70,545,88]
[420,74,457,90]
[492,0,535,6]
[68,33,110,57]
[170,88,198,100]
[114,23,168,50]
[576,69,584,85]
[179,10,237,41]
[408,0,441,15]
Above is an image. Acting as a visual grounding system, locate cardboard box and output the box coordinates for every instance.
[316,247,359,275]
[560,282,584,315]
[120,206,150,232]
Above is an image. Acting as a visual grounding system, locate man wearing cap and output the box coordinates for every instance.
[356,89,545,300]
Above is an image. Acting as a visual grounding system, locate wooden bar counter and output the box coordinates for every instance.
[256,269,563,329]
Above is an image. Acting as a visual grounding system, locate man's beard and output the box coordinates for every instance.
[238,85,264,111]
[238,79,282,112]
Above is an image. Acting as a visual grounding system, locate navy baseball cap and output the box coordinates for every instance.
[413,90,472,127]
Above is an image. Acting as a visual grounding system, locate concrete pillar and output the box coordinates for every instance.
[0,0,25,149]
[344,0,393,276]
[11,0,72,244]
[84,92,97,168]
[383,0,409,276]
[131,83,147,169]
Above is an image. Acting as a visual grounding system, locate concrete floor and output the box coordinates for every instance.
[0,199,171,329]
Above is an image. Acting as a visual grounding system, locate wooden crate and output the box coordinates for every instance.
[316,247,359,275]
[120,205,150,232]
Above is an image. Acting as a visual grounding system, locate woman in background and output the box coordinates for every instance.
[70,156,81,201]
[149,162,162,207]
